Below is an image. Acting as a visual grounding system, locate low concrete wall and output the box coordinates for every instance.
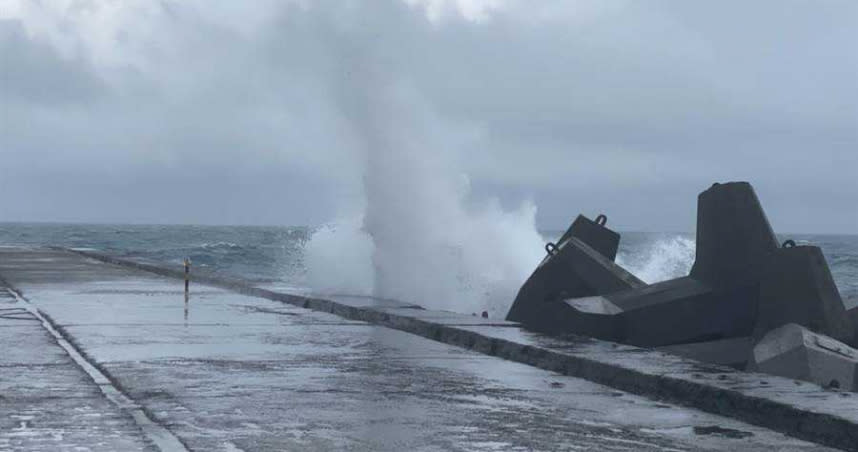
[63,247,858,451]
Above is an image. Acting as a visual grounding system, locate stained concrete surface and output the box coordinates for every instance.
[0,248,845,451]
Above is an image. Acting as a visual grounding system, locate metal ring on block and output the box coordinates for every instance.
[595,214,607,226]
[782,239,796,248]
[545,242,559,256]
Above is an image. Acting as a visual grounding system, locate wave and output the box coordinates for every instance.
[1,223,855,306]
[200,241,243,250]
[617,235,696,284]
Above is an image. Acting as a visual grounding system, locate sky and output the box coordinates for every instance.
[1,0,856,233]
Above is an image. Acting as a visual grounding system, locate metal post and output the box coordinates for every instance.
[183,258,190,325]
[184,258,191,295]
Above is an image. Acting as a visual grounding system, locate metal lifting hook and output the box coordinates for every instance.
[545,242,559,256]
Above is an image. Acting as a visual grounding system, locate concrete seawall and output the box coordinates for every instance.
[62,247,858,451]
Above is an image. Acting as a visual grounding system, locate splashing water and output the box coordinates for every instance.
[302,44,702,315]
[305,69,544,317]
[303,217,374,296]
[616,235,696,283]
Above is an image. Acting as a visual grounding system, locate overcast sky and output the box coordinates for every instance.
[1,0,856,233]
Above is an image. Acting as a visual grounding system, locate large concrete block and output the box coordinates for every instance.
[690,182,779,286]
[750,323,858,391]
[505,218,643,330]
[753,246,854,344]
[533,182,769,346]
[565,277,758,347]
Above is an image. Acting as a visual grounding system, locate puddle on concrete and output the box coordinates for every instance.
[693,425,754,439]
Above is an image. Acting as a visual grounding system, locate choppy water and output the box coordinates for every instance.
[0,223,855,307]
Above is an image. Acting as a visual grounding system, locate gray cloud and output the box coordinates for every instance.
[0,20,106,105]
[0,0,855,232]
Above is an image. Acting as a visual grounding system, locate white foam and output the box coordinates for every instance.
[617,236,696,284]
[304,218,374,296]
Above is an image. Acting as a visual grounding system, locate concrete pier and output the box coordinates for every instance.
[1,247,855,451]
[0,284,157,451]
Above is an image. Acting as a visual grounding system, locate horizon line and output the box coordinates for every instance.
[0,220,855,237]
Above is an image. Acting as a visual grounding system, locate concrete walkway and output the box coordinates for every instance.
[0,276,156,451]
[0,247,846,451]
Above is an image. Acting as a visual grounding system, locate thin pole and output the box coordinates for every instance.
[183,258,190,325]
[184,258,191,295]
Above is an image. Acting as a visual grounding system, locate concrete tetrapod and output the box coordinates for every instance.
[507,181,856,378]
[569,245,853,350]
[749,323,858,392]
[614,182,779,348]
[509,182,774,345]
[505,215,644,335]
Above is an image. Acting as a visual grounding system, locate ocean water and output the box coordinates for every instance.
[0,223,855,309]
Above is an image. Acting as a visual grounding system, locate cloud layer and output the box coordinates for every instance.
[1,0,855,232]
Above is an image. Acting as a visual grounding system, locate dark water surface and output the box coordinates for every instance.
[1,223,855,306]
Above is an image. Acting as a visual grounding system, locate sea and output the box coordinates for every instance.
[1,223,855,309]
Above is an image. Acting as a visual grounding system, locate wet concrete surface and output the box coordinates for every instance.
[0,285,156,451]
[0,248,846,451]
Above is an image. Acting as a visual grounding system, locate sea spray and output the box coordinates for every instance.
[617,235,696,283]
[303,217,374,296]
[305,69,544,316]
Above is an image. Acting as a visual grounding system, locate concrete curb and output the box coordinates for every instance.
[63,248,858,451]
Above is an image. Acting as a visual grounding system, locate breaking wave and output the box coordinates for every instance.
[200,241,243,250]
[616,235,696,284]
